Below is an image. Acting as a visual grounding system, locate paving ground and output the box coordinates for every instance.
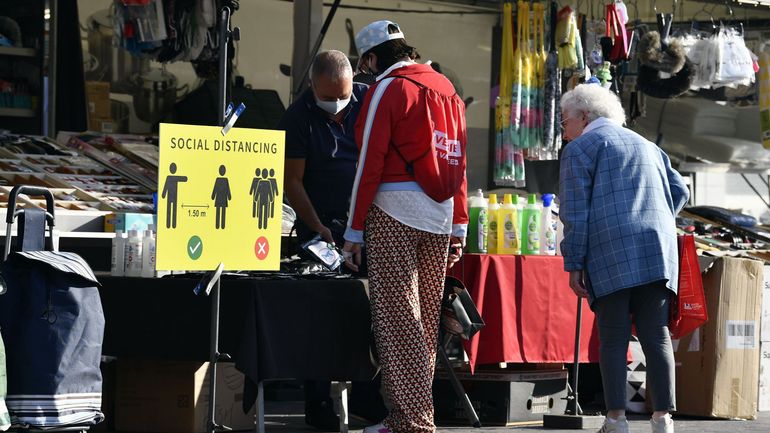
[260,402,770,433]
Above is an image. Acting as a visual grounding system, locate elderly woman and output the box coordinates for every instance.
[559,84,689,433]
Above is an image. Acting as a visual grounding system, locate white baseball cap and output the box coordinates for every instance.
[355,20,405,57]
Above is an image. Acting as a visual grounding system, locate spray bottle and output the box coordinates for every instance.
[540,194,557,255]
[141,225,156,277]
[125,229,143,277]
[467,189,488,253]
[487,193,500,254]
[499,194,519,254]
[111,230,125,276]
[520,194,542,255]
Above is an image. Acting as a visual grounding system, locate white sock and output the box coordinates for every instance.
[653,414,672,423]
[607,417,618,424]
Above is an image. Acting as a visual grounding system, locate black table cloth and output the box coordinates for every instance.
[98,275,378,383]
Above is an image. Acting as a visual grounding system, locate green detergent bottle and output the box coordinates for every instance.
[520,193,542,255]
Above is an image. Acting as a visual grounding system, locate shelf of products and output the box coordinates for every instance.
[0,133,154,213]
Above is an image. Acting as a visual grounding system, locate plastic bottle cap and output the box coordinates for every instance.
[488,193,498,204]
[128,229,138,237]
[116,229,123,234]
[527,194,538,204]
[476,188,484,197]
[511,194,519,205]
[542,193,555,207]
[503,194,513,204]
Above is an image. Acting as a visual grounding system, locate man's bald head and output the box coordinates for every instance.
[310,50,353,84]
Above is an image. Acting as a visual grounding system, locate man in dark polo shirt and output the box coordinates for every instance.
[280,50,367,249]
[279,50,384,431]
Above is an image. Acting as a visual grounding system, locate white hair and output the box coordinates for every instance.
[560,84,626,125]
[310,50,353,83]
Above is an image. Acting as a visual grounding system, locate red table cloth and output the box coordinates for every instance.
[449,254,602,370]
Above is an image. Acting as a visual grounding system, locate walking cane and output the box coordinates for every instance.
[542,296,604,429]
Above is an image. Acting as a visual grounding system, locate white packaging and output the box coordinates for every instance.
[141,228,156,278]
[125,229,143,277]
[111,230,126,276]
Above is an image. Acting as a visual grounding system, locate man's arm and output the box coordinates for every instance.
[284,158,334,244]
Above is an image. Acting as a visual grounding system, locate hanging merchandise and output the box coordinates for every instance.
[713,27,755,88]
[683,24,754,92]
[113,0,231,63]
[518,1,534,155]
[636,30,694,99]
[494,2,517,186]
[527,2,548,160]
[760,51,770,149]
[509,1,527,186]
[542,0,562,161]
[605,2,629,63]
[556,6,578,69]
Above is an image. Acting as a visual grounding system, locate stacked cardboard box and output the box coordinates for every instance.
[115,360,255,433]
[759,267,770,411]
[675,257,763,419]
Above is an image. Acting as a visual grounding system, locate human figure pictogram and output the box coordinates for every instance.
[256,168,274,230]
[268,168,279,218]
[161,162,188,229]
[211,165,231,229]
[249,168,261,218]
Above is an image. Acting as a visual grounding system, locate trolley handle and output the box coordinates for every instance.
[7,185,55,226]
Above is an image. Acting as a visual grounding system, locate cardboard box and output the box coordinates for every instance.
[86,81,111,118]
[116,360,255,433]
[675,257,762,419]
[759,342,770,412]
[762,266,770,342]
[433,369,568,426]
[104,212,155,232]
[89,116,116,134]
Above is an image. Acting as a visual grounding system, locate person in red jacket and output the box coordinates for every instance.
[341,20,468,433]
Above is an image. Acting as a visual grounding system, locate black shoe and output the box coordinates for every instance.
[305,401,340,432]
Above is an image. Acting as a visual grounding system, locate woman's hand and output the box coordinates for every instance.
[569,270,589,298]
[342,241,362,272]
[447,236,464,270]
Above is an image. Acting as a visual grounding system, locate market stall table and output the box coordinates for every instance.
[449,254,602,370]
[98,275,378,432]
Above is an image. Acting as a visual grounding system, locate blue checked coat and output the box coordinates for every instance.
[559,118,689,302]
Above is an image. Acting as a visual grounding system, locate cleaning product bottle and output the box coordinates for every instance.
[487,193,500,254]
[141,226,156,278]
[499,194,519,254]
[125,229,143,277]
[520,194,542,255]
[467,189,488,253]
[111,230,125,276]
[540,194,557,255]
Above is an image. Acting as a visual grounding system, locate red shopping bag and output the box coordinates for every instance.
[669,235,708,339]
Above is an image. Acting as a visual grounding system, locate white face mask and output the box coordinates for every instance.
[315,97,350,115]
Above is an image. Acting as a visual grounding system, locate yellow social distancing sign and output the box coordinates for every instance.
[157,123,285,271]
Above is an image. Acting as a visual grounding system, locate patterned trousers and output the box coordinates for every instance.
[365,205,450,433]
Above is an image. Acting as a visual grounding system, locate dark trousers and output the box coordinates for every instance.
[593,280,676,412]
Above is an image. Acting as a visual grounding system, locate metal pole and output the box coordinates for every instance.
[217,7,231,129]
[571,296,583,416]
[208,278,222,433]
[208,9,232,433]
[291,0,342,100]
